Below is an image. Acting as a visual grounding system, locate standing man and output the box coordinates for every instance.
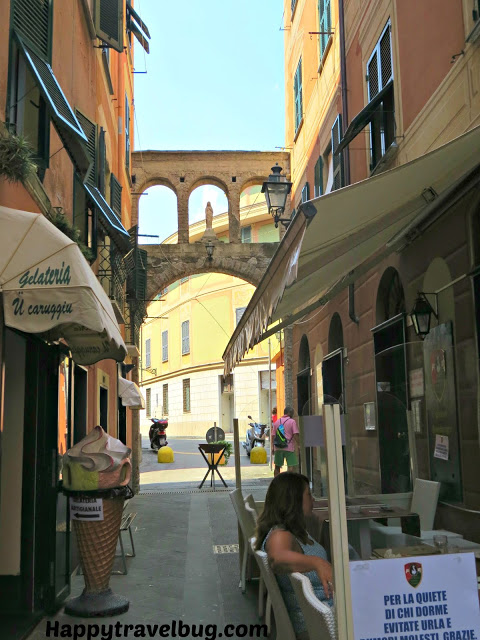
[272,406,300,477]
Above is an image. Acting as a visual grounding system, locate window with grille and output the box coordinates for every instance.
[366,21,395,170]
[145,388,151,417]
[241,226,252,243]
[162,330,168,362]
[145,338,151,368]
[331,115,344,190]
[301,182,310,203]
[183,379,190,413]
[314,157,323,197]
[236,307,247,326]
[181,320,190,355]
[318,0,332,60]
[294,59,303,133]
[163,384,168,415]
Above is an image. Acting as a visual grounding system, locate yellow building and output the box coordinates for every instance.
[140,187,279,437]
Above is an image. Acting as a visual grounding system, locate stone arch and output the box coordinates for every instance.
[375,266,406,325]
[137,177,178,196]
[188,176,230,199]
[238,175,270,193]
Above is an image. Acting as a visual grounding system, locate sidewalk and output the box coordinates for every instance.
[27,481,270,640]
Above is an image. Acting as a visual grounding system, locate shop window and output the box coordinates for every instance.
[241,226,252,243]
[162,330,168,362]
[318,0,332,60]
[294,58,303,133]
[183,379,191,413]
[145,338,151,368]
[145,388,151,417]
[314,157,323,197]
[162,384,168,415]
[181,320,190,355]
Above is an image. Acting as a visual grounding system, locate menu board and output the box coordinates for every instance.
[350,554,480,639]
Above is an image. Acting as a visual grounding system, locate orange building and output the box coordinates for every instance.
[0,0,150,629]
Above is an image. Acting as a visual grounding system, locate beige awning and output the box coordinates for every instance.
[223,125,480,374]
[0,205,127,365]
[118,377,145,409]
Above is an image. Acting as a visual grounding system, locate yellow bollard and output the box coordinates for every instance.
[158,446,174,463]
[250,447,267,464]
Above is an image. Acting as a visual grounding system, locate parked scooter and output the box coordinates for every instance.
[242,415,269,457]
[149,418,168,451]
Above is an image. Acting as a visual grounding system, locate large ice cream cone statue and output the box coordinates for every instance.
[63,426,132,617]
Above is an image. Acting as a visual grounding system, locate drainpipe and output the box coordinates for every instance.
[338,0,350,187]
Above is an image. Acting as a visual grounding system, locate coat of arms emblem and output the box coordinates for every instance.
[430,349,446,401]
[405,562,422,588]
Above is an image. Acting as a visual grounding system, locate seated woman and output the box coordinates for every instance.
[255,472,334,639]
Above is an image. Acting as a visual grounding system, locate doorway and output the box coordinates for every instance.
[99,386,108,430]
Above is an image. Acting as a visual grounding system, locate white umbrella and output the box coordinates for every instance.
[118,377,145,409]
[0,205,127,364]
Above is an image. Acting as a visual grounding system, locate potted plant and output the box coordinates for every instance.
[0,128,37,183]
[212,440,233,465]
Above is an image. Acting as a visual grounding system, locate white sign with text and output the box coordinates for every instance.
[70,496,104,521]
[350,554,480,640]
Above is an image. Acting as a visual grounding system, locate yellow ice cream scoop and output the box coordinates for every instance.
[63,462,99,491]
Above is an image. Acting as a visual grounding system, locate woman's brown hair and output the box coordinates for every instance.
[254,472,310,550]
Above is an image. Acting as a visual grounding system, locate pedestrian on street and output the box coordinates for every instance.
[272,406,300,477]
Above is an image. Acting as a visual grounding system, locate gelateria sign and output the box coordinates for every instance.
[350,554,480,639]
[0,205,127,365]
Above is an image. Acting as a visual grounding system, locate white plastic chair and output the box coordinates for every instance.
[251,542,297,640]
[243,500,268,620]
[370,479,462,546]
[230,489,256,593]
[289,572,337,640]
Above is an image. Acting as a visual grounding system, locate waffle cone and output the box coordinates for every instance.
[73,496,124,592]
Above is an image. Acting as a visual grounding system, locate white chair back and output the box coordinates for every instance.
[411,479,440,531]
[251,540,297,640]
[244,495,258,527]
[230,489,255,540]
[289,572,337,640]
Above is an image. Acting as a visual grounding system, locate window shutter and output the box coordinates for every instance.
[331,115,344,191]
[98,127,106,195]
[163,384,168,415]
[183,379,190,412]
[94,0,124,53]
[145,338,151,368]
[319,0,331,59]
[236,307,247,326]
[125,94,130,170]
[294,59,303,131]
[13,0,51,61]
[162,330,168,362]
[182,320,190,355]
[367,51,379,100]
[301,182,310,203]
[379,26,392,89]
[76,111,97,187]
[110,173,122,217]
[314,156,323,197]
[145,388,151,417]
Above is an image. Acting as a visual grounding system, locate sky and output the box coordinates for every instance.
[132,0,286,243]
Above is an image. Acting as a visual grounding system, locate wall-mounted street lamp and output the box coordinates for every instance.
[262,163,293,228]
[410,292,438,339]
[205,240,215,260]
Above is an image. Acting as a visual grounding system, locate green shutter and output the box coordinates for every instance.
[98,127,106,195]
[332,115,344,191]
[294,59,303,131]
[125,94,130,169]
[12,0,51,61]
[314,157,323,197]
[94,0,124,53]
[110,173,122,217]
[319,0,331,59]
[76,111,97,186]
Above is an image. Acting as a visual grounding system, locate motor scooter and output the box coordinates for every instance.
[242,415,268,457]
[149,418,168,451]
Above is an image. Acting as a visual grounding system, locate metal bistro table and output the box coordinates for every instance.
[198,443,228,490]
[307,501,421,560]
